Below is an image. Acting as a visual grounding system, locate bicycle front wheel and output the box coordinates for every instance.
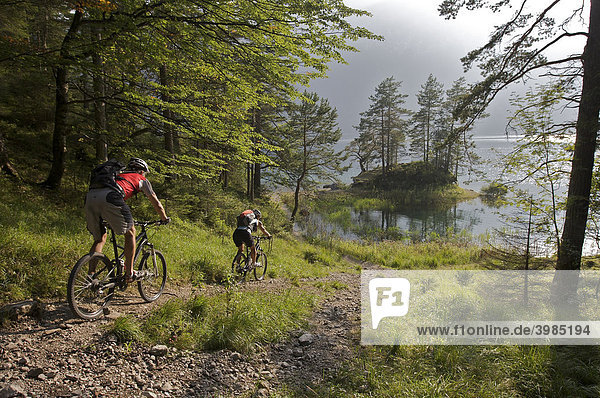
[67,253,115,320]
[137,250,167,302]
[231,252,247,283]
[254,252,268,281]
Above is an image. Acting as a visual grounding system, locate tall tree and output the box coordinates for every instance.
[412,74,444,163]
[270,92,346,222]
[439,0,600,269]
[91,26,107,163]
[437,77,481,176]
[347,119,378,173]
[360,76,409,176]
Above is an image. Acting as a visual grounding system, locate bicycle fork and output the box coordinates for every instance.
[142,244,158,279]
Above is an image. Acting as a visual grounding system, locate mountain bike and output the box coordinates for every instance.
[231,236,272,283]
[67,220,168,320]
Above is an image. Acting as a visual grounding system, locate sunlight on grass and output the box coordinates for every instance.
[138,288,315,353]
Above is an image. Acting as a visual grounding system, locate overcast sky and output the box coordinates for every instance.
[306,0,583,144]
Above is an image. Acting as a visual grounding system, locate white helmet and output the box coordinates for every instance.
[127,158,149,172]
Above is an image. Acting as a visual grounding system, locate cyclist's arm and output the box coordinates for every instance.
[148,193,169,222]
[140,180,169,222]
[257,221,272,238]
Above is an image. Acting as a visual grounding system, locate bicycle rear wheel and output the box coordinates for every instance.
[231,252,248,283]
[67,253,115,320]
[137,250,167,302]
[254,252,267,281]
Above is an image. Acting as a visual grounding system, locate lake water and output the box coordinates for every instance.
[306,135,599,256]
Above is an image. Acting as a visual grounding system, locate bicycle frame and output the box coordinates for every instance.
[241,236,273,268]
[107,221,156,273]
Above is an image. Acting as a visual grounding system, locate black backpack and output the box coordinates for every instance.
[89,159,125,195]
[236,209,256,227]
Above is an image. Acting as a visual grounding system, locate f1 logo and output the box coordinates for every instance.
[369,278,410,329]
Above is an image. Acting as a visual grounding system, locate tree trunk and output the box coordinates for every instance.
[291,126,308,222]
[0,132,18,178]
[160,65,175,154]
[253,108,262,197]
[380,110,386,175]
[43,10,83,189]
[254,162,261,198]
[557,0,600,270]
[92,28,107,163]
[43,65,69,188]
[247,162,254,201]
[290,176,303,222]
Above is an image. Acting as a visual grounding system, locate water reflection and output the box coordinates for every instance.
[299,197,502,242]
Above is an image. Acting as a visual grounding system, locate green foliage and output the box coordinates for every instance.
[481,182,508,198]
[140,289,315,353]
[494,83,573,250]
[355,76,410,174]
[108,315,144,344]
[411,74,444,162]
[353,161,457,192]
[313,345,600,398]
[0,0,381,188]
[268,91,347,220]
[325,238,484,270]
[0,178,86,302]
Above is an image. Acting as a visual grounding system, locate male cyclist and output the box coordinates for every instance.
[233,209,271,268]
[85,158,170,282]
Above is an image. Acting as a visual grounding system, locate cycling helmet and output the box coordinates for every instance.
[252,209,261,218]
[127,158,150,172]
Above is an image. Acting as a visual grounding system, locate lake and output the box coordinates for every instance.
[305,135,599,256]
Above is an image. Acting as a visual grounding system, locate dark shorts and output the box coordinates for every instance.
[84,188,134,240]
[233,228,254,248]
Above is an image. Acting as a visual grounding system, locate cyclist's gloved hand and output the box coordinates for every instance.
[161,217,171,225]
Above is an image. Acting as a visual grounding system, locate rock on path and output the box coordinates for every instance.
[0,271,363,397]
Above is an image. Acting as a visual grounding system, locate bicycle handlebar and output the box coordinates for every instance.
[135,218,171,227]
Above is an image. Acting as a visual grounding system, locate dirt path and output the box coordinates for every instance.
[0,262,372,397]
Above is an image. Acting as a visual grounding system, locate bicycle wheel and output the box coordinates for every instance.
[254,252,268,281]
[231,252,247,283]
[137,250,167,302]
[67,253,115,320]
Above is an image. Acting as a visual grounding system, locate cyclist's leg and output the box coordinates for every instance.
[233,229,245,261]
[124,225,136,280]
[101,191,135,279]
[84,190,110,274]
[88,233,107,274]
[242,231,256,265]
[90,233,107,254]
[250,244,257,266]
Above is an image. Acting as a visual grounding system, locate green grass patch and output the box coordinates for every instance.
[0,175,355,306]
[310,345,600,398]
[107,315,145,343]
[314,237,485,270]
[137,287,315,353]
[312,280,348,292]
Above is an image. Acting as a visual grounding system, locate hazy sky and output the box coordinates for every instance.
[306,0,582,144]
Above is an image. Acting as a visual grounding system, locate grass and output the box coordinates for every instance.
[107,287,316,354]
[0,175,353,305]
[313,237,486,270]
[309,345,600,398]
